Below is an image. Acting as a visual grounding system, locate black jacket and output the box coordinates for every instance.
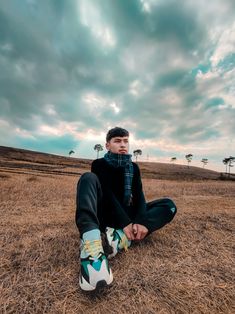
[91,158,147,228]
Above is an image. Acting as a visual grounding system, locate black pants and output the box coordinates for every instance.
[75,173,177,236]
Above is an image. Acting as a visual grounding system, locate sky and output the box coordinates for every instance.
[0,0,234,172]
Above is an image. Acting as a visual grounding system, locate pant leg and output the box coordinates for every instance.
[75,172,103,236]
[143,198,177,233]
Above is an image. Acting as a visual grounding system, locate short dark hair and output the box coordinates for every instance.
[106,127,129,142]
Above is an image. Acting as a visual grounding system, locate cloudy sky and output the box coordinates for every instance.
[0,0,234,172]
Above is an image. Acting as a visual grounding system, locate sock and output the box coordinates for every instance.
[81,229,102,258]
[82,229,101,241]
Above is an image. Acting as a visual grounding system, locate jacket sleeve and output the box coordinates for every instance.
[132,164,148,226]
[91,160,132,228]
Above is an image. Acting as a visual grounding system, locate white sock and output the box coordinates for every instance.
[82,229,101,241]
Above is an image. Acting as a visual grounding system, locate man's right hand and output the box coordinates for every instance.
[123,223,135,240]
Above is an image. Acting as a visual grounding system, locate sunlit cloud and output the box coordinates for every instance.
[110,102,120,114]
[210,22,235,67]
[79,0,116,48]
[0,0,234,172]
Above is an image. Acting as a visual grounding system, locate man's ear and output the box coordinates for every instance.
[105,142,109,150]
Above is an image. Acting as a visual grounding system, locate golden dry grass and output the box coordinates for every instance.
[0,147,235,313]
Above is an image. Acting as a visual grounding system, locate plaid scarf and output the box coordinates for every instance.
[104,151,133,206]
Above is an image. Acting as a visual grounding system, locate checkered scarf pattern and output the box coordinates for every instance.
[104,151,133,206]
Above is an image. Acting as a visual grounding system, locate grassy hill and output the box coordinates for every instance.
[0,145,234,313]
[0,146,225,180]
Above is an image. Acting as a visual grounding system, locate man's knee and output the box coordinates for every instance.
[78,172,98,185]
[80,172,98,181]
[77,172,101,193]
[165,198,177,219]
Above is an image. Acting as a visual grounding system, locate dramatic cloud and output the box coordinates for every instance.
[0,0,234,171]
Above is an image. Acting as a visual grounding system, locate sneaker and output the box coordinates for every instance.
[105,227,131,259]
[79,232,113,291]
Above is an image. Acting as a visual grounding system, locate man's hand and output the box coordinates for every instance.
[123,223,135,240]
[132,224,148,240]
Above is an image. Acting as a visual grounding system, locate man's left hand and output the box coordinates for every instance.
[132,224,148,240]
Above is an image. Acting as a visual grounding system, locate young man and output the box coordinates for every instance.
[75,127,177,291]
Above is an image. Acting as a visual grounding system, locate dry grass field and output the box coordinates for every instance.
[0,146,234,314]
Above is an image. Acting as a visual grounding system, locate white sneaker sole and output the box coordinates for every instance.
[79,268,113,291]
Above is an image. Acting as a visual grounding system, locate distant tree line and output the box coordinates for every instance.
[68,146,235,175]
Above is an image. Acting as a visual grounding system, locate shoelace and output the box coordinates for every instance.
[83,239,103,258]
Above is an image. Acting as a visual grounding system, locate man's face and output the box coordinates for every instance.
[106,136,129,154]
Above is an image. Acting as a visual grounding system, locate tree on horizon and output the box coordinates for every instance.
[228,156,235,176]
[185,154,193,168]
[228,156,235,175]
[94,144,103,159]
[201,158,208,168]
[223,157,230,173]
[69,150,75,157]
[133,149,142,162]
[171,157,177,163]
[223,156,235,176]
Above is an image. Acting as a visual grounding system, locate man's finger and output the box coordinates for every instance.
[137,230,145,240]
[133,224,138,235]
[127,230,134,240]
[140,231,147,240]
[131,229,136,240]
